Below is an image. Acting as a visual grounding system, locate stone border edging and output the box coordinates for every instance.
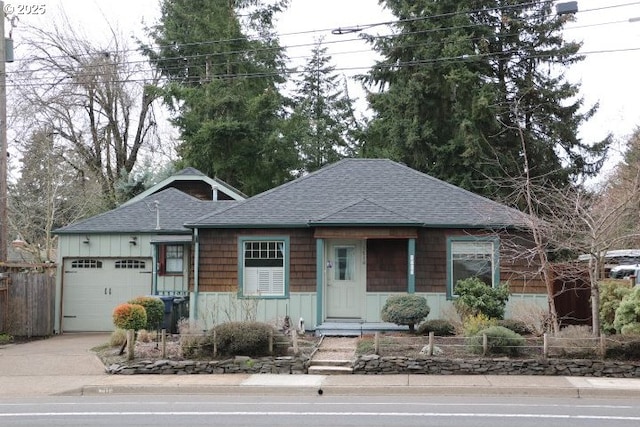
[106,353,640,377]
[353,355,640,377]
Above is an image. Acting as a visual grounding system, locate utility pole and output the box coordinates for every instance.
[0,1,7,264]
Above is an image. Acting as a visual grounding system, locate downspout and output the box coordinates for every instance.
[151,242,158,294]
[192,227,200,322]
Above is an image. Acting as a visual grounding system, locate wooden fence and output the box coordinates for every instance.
[0,272,55,337]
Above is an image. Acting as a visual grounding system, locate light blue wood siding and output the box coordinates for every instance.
[192,292,316,330]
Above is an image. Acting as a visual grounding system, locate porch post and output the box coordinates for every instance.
[316,238,324,326]
[408,238,416,293]
[151,243,158,295]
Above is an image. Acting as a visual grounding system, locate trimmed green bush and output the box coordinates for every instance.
[112,303,147,331]
[381,294,430,333]
[417,319,455,336]
[497,319,531,336]
[467,325,525,356]
[214,321,278,357]
[599,280,632,334]
[128,296,165,331]
[454,277,509,320]
[614,286,640,335]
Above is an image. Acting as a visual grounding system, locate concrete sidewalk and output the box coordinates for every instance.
[2,333,640,398]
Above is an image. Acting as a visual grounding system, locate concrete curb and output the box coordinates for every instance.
[75,383,640,398]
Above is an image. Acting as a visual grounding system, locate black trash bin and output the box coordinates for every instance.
[171,297,190,334]
[157,295,175,332]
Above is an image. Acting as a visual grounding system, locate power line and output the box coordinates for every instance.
[6,44,639,90]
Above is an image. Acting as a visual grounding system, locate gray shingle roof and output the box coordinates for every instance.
[55,187,238,234]
[188,159,528,228]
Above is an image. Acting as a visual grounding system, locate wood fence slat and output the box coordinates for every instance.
[3,273,55,337]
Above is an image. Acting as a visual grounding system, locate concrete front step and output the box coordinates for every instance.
[310,358,353,367]
[307,365,353,375]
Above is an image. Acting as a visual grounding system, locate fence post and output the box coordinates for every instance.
[213,329,217,357]
[599,335,607,359]
[374,332,380,355]
[428,332,434,356]
[292,329,299,356]
[161,329,167,359]
[268,329,274,355]
[543,333,548,358]
[482,333,488,356]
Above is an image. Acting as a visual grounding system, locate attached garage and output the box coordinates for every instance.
[62,257,152,332]
[53,168,246,334]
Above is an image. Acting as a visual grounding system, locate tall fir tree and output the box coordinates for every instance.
[288,39,361,174]
[144,0,298,195]
[361,0,609,197]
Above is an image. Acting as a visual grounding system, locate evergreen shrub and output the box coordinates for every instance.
[467,325,525,356]
[128,296,165,331]
[454,277,509,320]
[417,319,455,336]
[381,294,430,333]
[112,303,147,331]
[614,286,640,335]
[598,280,632,334]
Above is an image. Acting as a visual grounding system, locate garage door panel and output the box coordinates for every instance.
[63,258,153,332]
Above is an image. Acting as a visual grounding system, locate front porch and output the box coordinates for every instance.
[314,321,409,336]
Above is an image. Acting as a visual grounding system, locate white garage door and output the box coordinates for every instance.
[62,258,153,332]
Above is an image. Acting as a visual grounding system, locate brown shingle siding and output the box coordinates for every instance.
[196,228,316,293]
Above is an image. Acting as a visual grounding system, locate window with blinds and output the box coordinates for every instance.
[242,240,286,297]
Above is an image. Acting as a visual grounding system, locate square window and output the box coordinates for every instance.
[448,238,498,298]
[239,238,288,298]
[159,245,184,276]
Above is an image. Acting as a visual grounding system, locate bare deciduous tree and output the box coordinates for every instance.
[10,16,162,208]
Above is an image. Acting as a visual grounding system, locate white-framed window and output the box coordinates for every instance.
[159,245,184,275]
[239,237,288,298]
[71,259,102,269]
[115,260,146,269]
[448,237,499,298]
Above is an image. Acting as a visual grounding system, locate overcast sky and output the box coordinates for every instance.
[7,0,640,176]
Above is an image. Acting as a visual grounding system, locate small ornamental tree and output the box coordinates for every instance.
[112,303,147,331]
[128,296,165,331]
[381,294,430,333]
[454,277,510,320]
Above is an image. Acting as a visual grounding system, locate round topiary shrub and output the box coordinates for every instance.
[614,286,640,335]
[381,294,430,333]
[467,325,525,356]
[417,319,455,336]
[112,303,147,331]
[454,277,509,320]
[214,321,277,357]
[128,296,165,331]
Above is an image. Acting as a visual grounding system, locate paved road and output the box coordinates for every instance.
[1,395,639,427]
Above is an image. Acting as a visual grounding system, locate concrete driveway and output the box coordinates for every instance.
[0,333,109,397]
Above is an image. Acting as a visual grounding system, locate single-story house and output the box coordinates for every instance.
[53,168,245,333]
[186,159,546,333]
